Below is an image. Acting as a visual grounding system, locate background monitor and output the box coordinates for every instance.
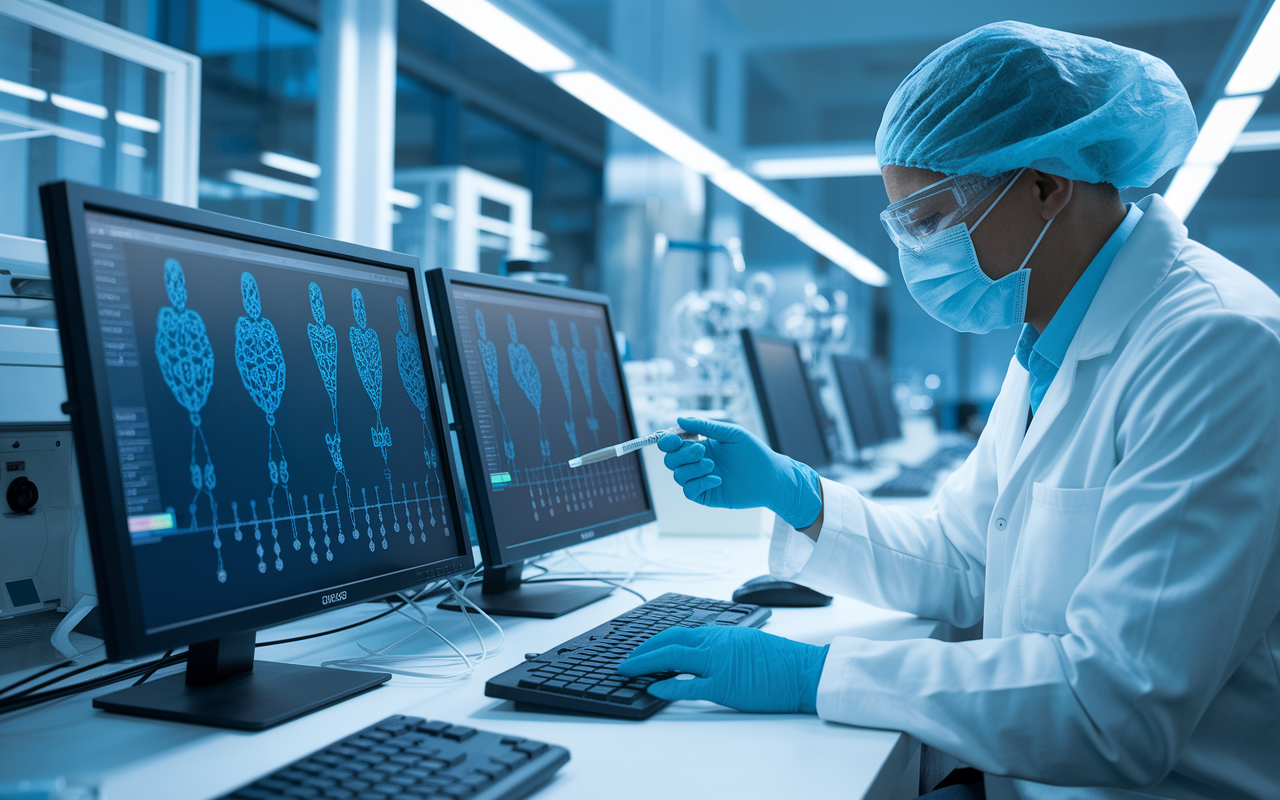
[427,269,654,618]
[41,182,473,729]
[832,355,885,451]
[740,329,830,470]
[863,359,902,443]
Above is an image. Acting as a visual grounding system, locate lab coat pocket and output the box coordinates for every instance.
[1017,483,1106,634]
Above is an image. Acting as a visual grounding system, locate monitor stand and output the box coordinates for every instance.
[92,632,389,731]
[437,561,612,619]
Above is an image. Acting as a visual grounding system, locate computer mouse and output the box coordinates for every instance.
[732,575,832,607]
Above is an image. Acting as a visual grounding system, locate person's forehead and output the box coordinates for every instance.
[881,165,951,204]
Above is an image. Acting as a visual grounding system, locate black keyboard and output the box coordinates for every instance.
[485,592,770,720]
[871,466,936,497]
[219,715,569,800]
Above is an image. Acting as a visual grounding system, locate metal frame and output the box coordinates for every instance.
[3,0,201,207]
[425,267,655,575]
[396,166,535,272]
[40,181,474,661]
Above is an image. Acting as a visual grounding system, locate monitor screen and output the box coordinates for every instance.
[55,197,471,651]
[863,359,902,442]
[832,355,884,450]
[741,330,829,469]
[431,273,652,564]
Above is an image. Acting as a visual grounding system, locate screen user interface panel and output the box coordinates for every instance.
[446,282,648,557]
[83,210,463,634]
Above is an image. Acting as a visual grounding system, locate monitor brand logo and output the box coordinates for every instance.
[580,530,595,541]
[321,591,348,605]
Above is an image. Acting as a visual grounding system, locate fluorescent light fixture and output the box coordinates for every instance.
[50,93,108,120]
[226,170,320,201]
[1163,163,1218,222]
[388,188,423,208]
[114,110,161,133]
[750,153,881,180]
[1186,95,1264,165]
[121,143,148,158]
[0,77,47,103]
[1233,128,1280,152]
[421,0,574,73]
[553,71,729,175]
[709,169,889,286]
[260,151,321,179]
[1225,2,1280,96]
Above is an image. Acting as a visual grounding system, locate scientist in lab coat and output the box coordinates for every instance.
[617,21,1280,800]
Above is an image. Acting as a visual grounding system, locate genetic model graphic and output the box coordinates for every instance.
[549,319,578,457]
[307,282,352,558]
[507,314,551,465]
[395,295,440,540]
[570,321,599,447]
[154,258,223,582]
[234,271,297,571]
[349,288,397,550]
[594,324,624,440]
[475,308,515,466]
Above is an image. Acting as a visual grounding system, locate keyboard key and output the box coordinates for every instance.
[415,721,450,736]
[513,742,549,757]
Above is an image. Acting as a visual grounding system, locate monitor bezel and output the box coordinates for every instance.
[425,268,656,570]
[41,181,476,662]
[740,328,831,469]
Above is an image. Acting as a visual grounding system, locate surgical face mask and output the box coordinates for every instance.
[896,168,1054,334]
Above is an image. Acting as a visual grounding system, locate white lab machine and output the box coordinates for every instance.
[392,165,548,273]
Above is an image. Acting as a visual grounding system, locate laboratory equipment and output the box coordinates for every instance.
[213,715,569,800]
[426,269,655,618]
[567,427,702,468]
[392,166,547,274]
[41,181,474,729]
[484,593,769,719]
[739,330,831,470]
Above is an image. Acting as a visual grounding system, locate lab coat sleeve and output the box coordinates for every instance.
[767,422,1000,627]
[812,312,1280,787]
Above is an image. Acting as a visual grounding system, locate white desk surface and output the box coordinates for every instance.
[1,453,949,800]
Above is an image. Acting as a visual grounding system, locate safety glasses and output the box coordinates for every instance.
[880,170,1018,255]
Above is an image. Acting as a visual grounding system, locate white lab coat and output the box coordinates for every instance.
[769,195,1280,799]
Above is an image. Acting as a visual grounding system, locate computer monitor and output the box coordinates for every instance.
[832,355,884,451]
[426,269,654,618]
[41,182,473,729]
[740,329,830,469]
[863,359,902,443]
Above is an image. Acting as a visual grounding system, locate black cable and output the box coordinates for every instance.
[133,649,174,687]
[0,599,410,717]
[0,659,74,699]
[523,577,648,604]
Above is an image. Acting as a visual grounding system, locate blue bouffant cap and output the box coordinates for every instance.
[876,21,1198,188]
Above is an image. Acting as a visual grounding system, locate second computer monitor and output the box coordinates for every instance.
[863,359,902,443]
[740,329,830,470]
[832,354,883,451]
[427,269,654,617]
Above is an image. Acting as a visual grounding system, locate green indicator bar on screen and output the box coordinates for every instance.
[490,472,511,485]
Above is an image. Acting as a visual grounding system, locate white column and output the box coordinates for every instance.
[315,0,398,249]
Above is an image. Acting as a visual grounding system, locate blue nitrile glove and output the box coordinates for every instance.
[658,417,823,530]
[616,625,830,713]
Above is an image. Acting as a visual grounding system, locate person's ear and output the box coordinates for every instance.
[1031,171,1073,221]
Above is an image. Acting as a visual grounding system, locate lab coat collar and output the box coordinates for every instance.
[1012,195,1182,469]
[1073,194,1185,362]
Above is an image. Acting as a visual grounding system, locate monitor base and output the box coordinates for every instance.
[92,660,388,731]
[437,582,613,619]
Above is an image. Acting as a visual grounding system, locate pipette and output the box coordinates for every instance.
[567,427,704,468]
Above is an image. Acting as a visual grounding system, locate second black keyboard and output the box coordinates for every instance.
[485,592,770,720]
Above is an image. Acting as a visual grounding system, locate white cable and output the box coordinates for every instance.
[320,578,502,683]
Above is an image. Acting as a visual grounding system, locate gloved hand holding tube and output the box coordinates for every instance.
[657,417,823,531]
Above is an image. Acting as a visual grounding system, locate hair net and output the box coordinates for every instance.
[876,21,1197,188]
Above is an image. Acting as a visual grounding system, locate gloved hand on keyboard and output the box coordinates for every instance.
[658,417,823,530]
[616,625,830,713]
